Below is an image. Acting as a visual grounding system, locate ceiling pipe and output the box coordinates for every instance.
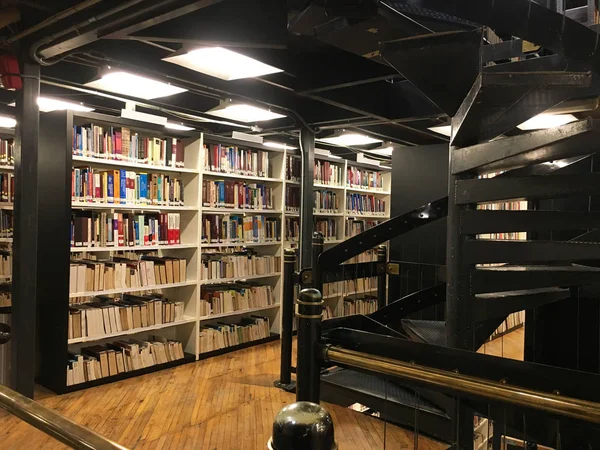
[0,0,102,48]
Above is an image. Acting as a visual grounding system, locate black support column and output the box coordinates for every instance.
[299,127,315,270]
[12,60,40,397]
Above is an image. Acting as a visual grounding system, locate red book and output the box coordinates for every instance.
[117,213,124,246]
[115,131,122,160]
[168,213,175,245]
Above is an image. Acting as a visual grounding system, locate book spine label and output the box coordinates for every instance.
[119,170,127,204]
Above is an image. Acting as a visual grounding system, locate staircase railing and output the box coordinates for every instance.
[0,384,127,449]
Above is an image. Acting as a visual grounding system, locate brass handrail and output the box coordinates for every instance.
[325,346,600,424]
[0,384,128,449]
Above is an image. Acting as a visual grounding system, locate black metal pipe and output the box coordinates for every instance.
[275,248,297,391]
[312,231,324,292]
[376,245,388,310]
[296,288,323,403]
[299,128,315,270]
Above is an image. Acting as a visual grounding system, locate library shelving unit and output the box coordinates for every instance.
[284,151,392,320]
[0,133,13,319]
[38,110,201,394]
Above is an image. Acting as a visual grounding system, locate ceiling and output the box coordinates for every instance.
[0,0,597,154]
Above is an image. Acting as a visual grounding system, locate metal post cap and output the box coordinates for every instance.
[299,288,322,303]
[268,402,337,450]
[312,231,324,242]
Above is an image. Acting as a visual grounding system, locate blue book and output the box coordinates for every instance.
[157,175,162,205]
[139,173,148,204]
[107,173,114,203]
[218,181,225,207]
[134,220,139,246]
[119,170,127,204]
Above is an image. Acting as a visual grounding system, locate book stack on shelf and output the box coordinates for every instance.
[315,219,338,242]
[202,180,274,211]
[346,165,385,191]
[200,250,280,280]
[0,137,13,312]
[201,214,281,244]
[314,190,340,213]
[285,217,300,243]
[477,171,528,339]
[315,159,343,187]
[199,316,271,354]
[285,185,300,213]
[199,284,276,317]
[67,337,185,386]
[285,154,301,183]
[322,276,378,319]
[203,143,271,177]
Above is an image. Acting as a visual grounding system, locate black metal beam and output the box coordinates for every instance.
[11,60,40,398]
[299,127,315,269]
[463,240,600,264]
[460,210,600,235]
[455,173,600,204]
[451,119,599,176]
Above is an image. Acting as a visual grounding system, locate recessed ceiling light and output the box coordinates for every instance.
[206,103,286,123]
[37,97,95,112]
[165,122,195,131]
[163,47,283,81]
[428,125,452,137]
[517,113,578,130]
[0,116,16,128]
[84,71,187,100]
[264,141,297,150]
[318,133,382,146]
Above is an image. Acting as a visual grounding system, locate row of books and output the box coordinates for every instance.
[200,252,281,280]
[0,210,12,238]
[199,284,275,316]
[347,248,378,264]
[286,155,301,182]
[285,217,299,242]
[0,173,13,203]
[202,180,274,210]
[315,219,338,241]
[0,138,13,167]
[66,337,185,386]
[71,212,181,248]
[285,186,300,213]
[0,289,10,307]
[346,193,386,215]
[69,256,187,297]
[199,316,270,353]
[68,294,184,340]
[202,215,281,244]
[347,166,385,191]
[346,219,382,238]
[72,125,185,168]
[314,190,340,213]
[0,250,10,277]
[323,295,378,319]
[323,277,377,298]
[203,144,271,178]
[315,160,343,186]
[72,167,185,206]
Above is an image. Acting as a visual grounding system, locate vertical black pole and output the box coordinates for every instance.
[312,231,324,292]
[296,288,323,403]
[275,248,297,391]
[377,245,388,310]
[299,127,315,270]
[12,60,40,397]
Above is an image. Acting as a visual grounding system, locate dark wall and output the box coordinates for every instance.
[389,144,448,315]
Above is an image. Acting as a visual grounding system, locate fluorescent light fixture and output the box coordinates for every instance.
[318,133,382,146]
[364,146,394,157]
[165,122,194,131]
[264,141,297,150]
[121,109,168,126]
[163,47,283,81]
[232,131,263,143]
[85,71,187,100]
[207,103,286,122]
[428,125,451,137]
[0,116,16,128]
[38,97,94,112]
[517,113,578,130]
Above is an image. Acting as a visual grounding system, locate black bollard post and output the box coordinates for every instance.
[312,231,324,293]
[274,248,297,392]
[376,245,388,310]
[269,401,337,450]
[296,288,323,403]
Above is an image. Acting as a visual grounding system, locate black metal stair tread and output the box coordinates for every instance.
[401,319,447,346]
[321,368,449,418]
[475,287,569,299]
[475,264,600,273]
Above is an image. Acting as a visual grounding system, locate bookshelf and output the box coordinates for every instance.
[37,112,391,393]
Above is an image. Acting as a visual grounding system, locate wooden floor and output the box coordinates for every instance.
[0,329,524,450]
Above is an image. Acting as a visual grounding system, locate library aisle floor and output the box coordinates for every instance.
[0,330,524,449]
